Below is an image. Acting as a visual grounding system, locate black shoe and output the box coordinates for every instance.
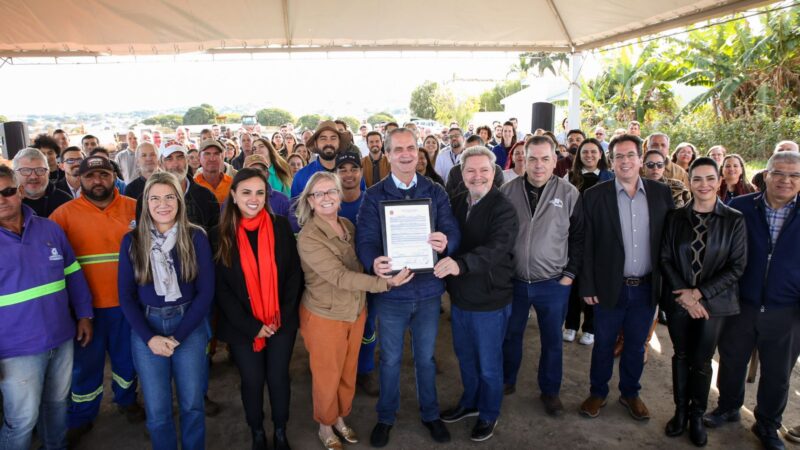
[440,405,479,423]
[370,423,392,448]
[117,402,146,424]
[665,410,688,437]
[251,427,267,450]
[204,395,221,417]
[689,416,707,447]
[357,372,380,397]
[273,427,291,450]
[540,394,564,417]
[67,422,93,448]
[752,422,786,450]
[702,407,740,428]
[422,419,451,443]
[470,420,497,442]
[503,384,516,395]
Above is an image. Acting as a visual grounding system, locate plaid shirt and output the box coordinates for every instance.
[764,196,797,252]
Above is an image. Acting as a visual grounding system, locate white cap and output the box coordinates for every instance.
[160,144,187,158]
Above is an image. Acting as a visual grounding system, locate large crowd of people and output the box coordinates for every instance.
[0,117,799,450]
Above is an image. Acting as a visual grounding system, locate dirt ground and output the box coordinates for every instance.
[71,300,800,450]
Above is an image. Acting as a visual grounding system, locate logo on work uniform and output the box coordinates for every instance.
[49,247,63,261]
[549,198,564,208]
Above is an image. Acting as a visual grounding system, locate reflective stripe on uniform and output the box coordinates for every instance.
[112,372,134,389]
[76,253,119,265]
[71,385,104,403]
[0,280,66,308]
[64,260,81,276]
[361,332,376,345]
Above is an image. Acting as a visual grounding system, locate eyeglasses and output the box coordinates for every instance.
[16,167,48,176]
[0,186,19,198]
[644,162,665,169]
[148,194,179,204]
[309,189,339,200]
[64,158,84,165]
[768,170,800,181]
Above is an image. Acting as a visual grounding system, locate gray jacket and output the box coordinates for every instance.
[500,174,581,282]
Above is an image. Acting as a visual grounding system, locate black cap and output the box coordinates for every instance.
[335,151,362,169]
[79,155,115,176]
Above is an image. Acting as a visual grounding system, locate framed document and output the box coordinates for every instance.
[379,199,436,274]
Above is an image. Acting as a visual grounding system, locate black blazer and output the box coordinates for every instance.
[579,178,674,309]
[214,215,304,345]
[446,188,519,311]
[660,199,747,317]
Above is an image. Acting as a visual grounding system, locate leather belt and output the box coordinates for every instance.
[623,274,651,286]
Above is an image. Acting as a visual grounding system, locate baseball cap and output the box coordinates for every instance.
[79,155,115,176]
[335,151,362,169]
[244,154,270,170]
[160,143,188,158]
[199,139,224,154]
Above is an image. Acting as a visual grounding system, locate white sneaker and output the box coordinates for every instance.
[579,332,595,346]
[562,329,576,342]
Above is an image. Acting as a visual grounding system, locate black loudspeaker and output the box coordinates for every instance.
[531,102,556,133]
[0,121,29,160]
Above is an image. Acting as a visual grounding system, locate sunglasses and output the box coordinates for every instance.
[0,186,19,198]
[644,162,665,169]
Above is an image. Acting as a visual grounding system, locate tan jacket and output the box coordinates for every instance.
[664,160,689,186]
[361,154,391,187]
[297,214,389,322]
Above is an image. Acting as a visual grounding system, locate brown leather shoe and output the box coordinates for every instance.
[619,396,650,421]
[580,396,607,418]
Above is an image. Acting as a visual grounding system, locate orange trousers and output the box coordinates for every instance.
[299,304,366,426]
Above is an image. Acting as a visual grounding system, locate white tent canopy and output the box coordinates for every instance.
[0,0,776,57]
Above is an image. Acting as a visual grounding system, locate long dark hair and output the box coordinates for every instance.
[569,138,609,191]
[417,148,444,186]
[215,168,273,267]
[501,121,518,149]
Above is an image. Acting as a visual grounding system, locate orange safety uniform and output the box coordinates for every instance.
[194,172,232,205]
[49,190,136,308]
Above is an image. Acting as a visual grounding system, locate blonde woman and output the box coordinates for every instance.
[118,171,214,450]
[252,138,292,197]
[296,172,412,450]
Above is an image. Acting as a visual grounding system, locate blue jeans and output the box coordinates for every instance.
[374,296,441,424]
[452,304,511,421]
[358,295,378,374]
[503,278,571,395]
[0,339,73,450]
[131,304,209,450]
[589,283,655,398]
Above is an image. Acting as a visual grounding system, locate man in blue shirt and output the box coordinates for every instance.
[707,151,800,450]
[291,121,365,198]
[357,128,461,447]
[0,165,94,449]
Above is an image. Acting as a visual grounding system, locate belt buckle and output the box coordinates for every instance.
[625,277,640,287]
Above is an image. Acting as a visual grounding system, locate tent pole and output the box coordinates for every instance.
[568,51,582,131]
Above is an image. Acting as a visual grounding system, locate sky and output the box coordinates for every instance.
[0,52,557,119]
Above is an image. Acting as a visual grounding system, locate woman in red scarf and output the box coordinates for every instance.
[214,168,303,450]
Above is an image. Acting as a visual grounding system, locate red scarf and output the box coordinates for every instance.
[237,209,280,352]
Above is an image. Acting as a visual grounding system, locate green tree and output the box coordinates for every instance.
[431,88,479,128]
[510,51,570,78]
[0,115,7,123]
[478,79,524,112]
[222,113,242,124]
[142,114,184,128]
[336,116,361,132]
[182,104,218,125]
[296,114,330,131]
[409,81,439,119]
[366,112,396,126]
[256,108,295,126]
